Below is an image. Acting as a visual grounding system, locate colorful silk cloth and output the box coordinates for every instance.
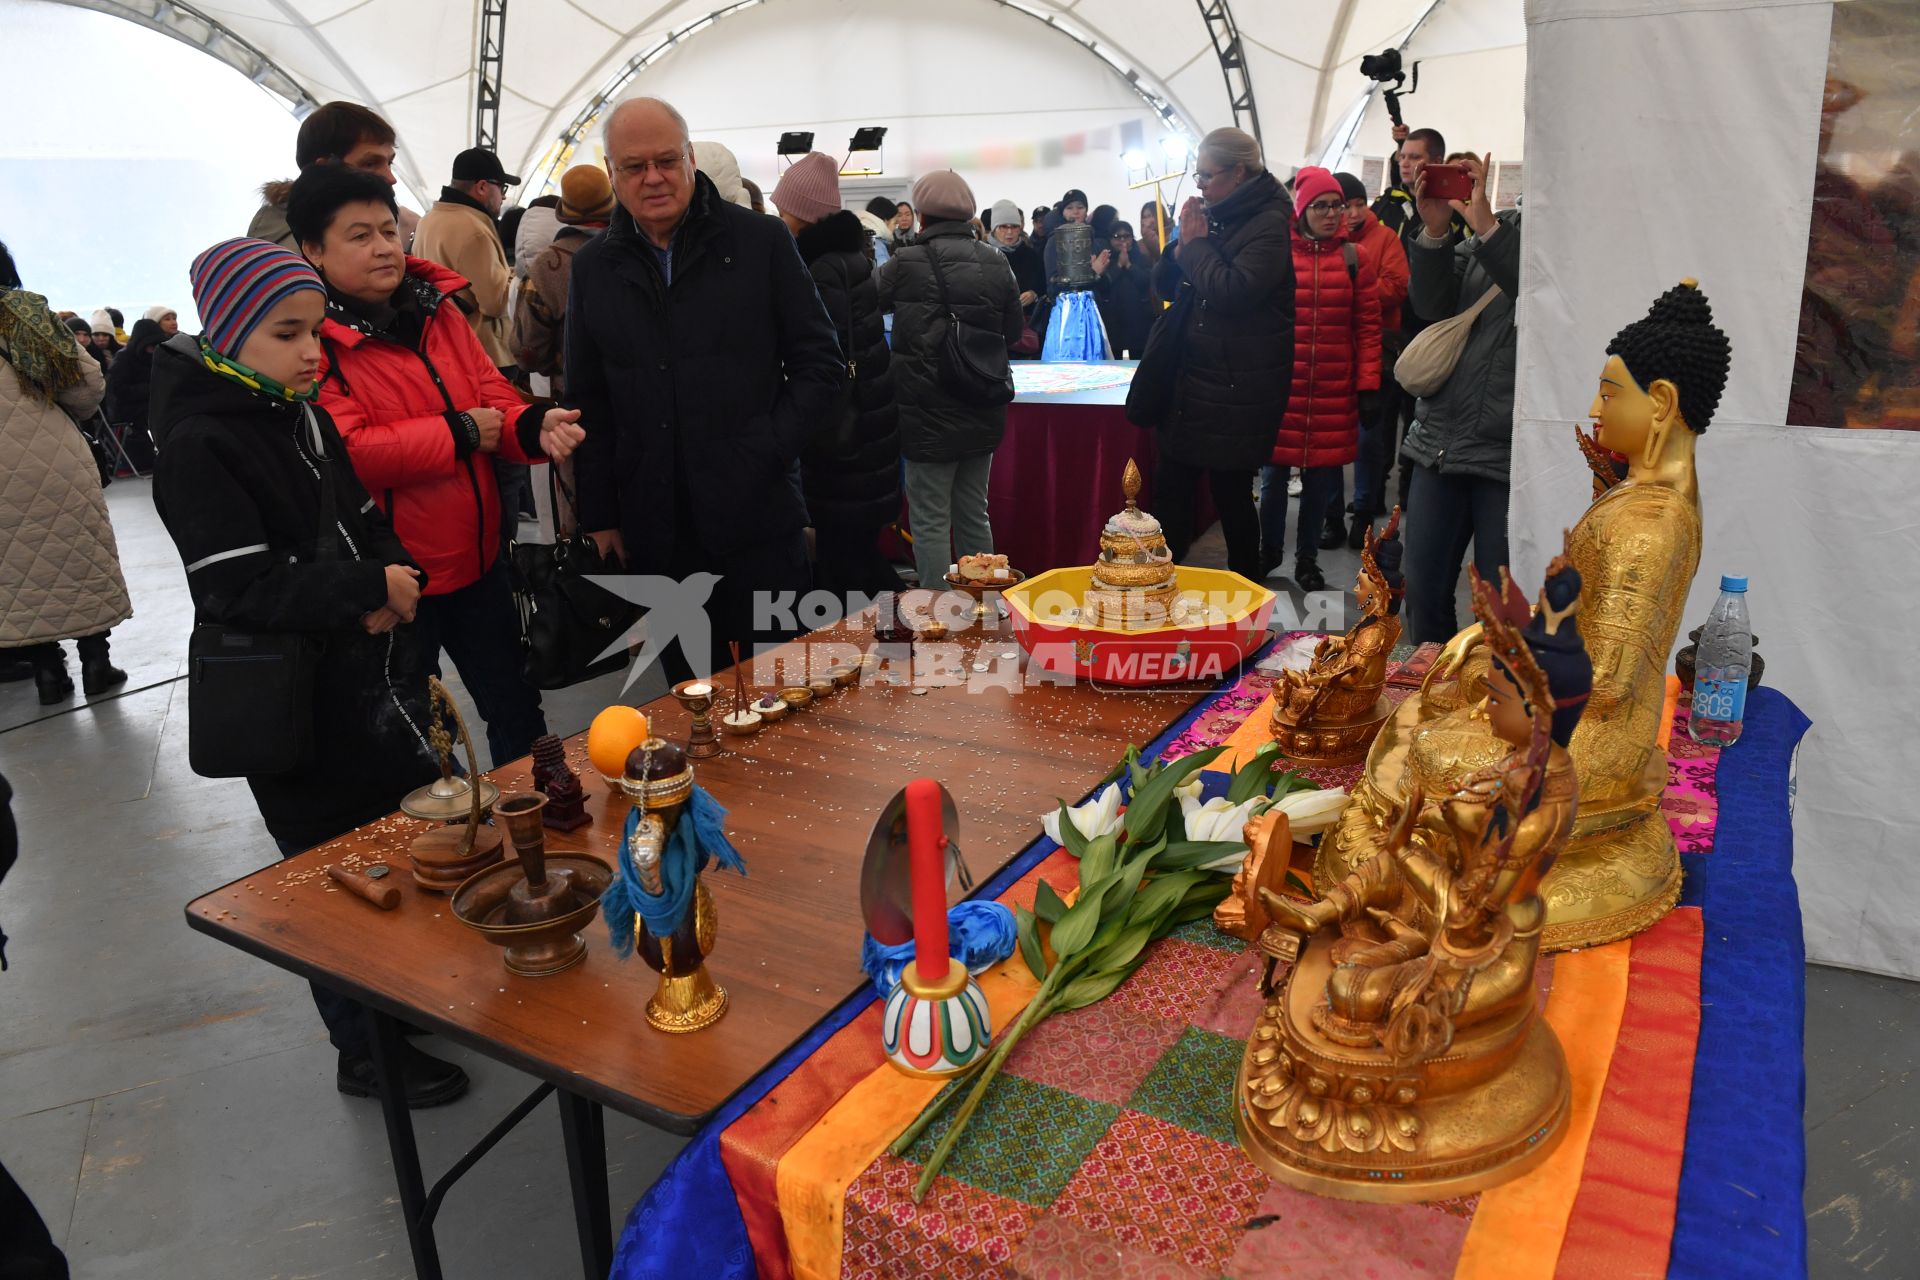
[612,645,1810,1280]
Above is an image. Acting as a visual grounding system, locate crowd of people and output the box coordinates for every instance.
[0,94,1520,1112]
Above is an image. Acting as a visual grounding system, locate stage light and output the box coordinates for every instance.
[777,131,815,156]
[843,125,888,177]
[1122,150,1147,170]
[1161,135,1189,162]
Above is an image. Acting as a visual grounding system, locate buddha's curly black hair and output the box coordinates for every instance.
[1605,281,1731,434]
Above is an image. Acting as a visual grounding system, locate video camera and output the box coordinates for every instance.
[1360,47,1420,129]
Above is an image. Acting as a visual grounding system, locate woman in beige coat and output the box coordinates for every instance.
[0,244,132,705]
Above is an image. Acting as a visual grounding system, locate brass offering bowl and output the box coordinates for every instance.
[751,695,791,722]
[778,685,814,710]
[721,708,764,738]
[807,675,836,701]
[829,663,859,687]
[451,853,613,977]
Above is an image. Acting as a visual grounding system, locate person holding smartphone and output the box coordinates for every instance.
[1399,152,1522,645]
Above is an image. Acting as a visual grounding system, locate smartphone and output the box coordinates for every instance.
[1422,163,1474,203]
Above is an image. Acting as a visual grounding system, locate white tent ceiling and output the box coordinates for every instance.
[59,0,1522,204]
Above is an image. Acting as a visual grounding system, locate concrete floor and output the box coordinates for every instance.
[0,479,1910,1277]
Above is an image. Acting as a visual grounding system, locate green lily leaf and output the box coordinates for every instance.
[1271,769,1317,799]
[1129,869,1204,926]
[1165,881,1233,927]
[1149,840,1250,873]
[1166,802,1187,844]
[1092,921,1157,975]
[1013,904,1048,981]
[1032,879,1070,925]
[1047,882,1108,958]
[1226,742,1283,804]
[1079,833,1119,890]
[1052,801,1090,859]
[1095,744,1141,791]
[1120,745,1227,846]
[1055,967,1132,1012]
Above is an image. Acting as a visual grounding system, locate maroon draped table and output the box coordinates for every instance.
[984,362,1212,573]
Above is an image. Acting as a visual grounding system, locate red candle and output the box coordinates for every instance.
[906,778,951,985]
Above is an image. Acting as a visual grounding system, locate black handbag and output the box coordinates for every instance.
[1124,280,1194,428]
[186,433,334,778]
[509,465,640,690]
[923,240,1015,408]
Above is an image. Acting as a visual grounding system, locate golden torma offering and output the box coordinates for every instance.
[1271,510,1405,766]
[1322,281,1731,950]
[1238,553,1593,1201]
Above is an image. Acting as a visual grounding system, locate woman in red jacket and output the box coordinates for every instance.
[287,164,585,766]
[1259,166,1382,591]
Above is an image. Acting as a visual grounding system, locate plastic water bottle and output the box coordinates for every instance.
[1688,575,1752,747]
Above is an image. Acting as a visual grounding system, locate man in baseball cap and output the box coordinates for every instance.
[414,147,521,370]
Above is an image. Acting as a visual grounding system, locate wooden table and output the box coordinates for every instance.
[185,620,1213,1278]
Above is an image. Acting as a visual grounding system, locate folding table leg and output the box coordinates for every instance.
[367,1009,444,1280]
[558,1089,613,1278]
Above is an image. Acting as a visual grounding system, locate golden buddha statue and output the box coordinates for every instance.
[1237,556,1593,1201]
[1271,511,1404,765]
[1321,281,1731,950]
[1083,459,1180,629]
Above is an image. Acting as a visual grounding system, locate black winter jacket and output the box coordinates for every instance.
[1402,210,1521,484]
[148,336,440,848]
[1150,171,1297,470]
[877,223,1024,462]
[104,319,165,436]
[793,210,899,531]
[564,172,845,570]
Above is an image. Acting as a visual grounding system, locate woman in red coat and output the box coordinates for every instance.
[288,164,585,767]
[1259,167,1382,591]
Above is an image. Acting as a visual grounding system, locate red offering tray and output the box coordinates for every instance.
[1002,566,1276,688]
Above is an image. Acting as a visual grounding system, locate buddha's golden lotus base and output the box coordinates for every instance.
[1271,694,1394,767]
[1235,938,1570,1203]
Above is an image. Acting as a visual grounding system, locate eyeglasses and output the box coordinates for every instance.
[614,156,686,180]
[1304,201,1344,215]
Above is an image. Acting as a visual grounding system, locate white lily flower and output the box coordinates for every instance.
[1041,782,1125,847]
[1270,786,1349,838]
[1179,793,1272,870]
[1173,773,1206,802]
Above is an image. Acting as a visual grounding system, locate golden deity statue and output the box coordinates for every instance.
[1083,459,1181,629]
[1271,511,1404,765]
[1237,555,1593,1200]
[1321,281,1731,950]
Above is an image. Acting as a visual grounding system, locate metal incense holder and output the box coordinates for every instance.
[405,678,504,892]
[451,791,611,977]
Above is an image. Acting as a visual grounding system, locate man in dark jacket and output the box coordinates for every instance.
[568,98,843,678]
[1401,153,1521,643]
[771,153,903,599]
[1369,123,1470,516]
[877,170,1023,591]
[1145,126,1295,582]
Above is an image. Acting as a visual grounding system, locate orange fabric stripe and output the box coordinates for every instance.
[1553,908,1705,1280]
[1204,694,1279,772]
[721,850,1077,1277]
[777,953,1046,1280]
[1453,940,1632,1280]
[720,1005,887,1280]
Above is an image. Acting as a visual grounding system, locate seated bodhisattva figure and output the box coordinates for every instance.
[1236,552,1594,1201]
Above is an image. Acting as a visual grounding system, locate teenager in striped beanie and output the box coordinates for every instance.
[186,236,329,399]
[151,235,470,1106]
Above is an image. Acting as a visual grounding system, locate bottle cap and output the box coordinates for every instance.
[1720,574,1748,593]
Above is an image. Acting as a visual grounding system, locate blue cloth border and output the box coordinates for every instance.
[609,639,1274,1280]
[1669,686,1811,1280]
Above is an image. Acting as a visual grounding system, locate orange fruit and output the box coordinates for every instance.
[587,705,650,779]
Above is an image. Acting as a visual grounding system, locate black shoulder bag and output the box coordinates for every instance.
[509,463,641,690]
[923,240,1015,408]
[186,417,333,778]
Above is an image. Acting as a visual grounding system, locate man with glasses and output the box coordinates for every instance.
[566,97,843,680]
